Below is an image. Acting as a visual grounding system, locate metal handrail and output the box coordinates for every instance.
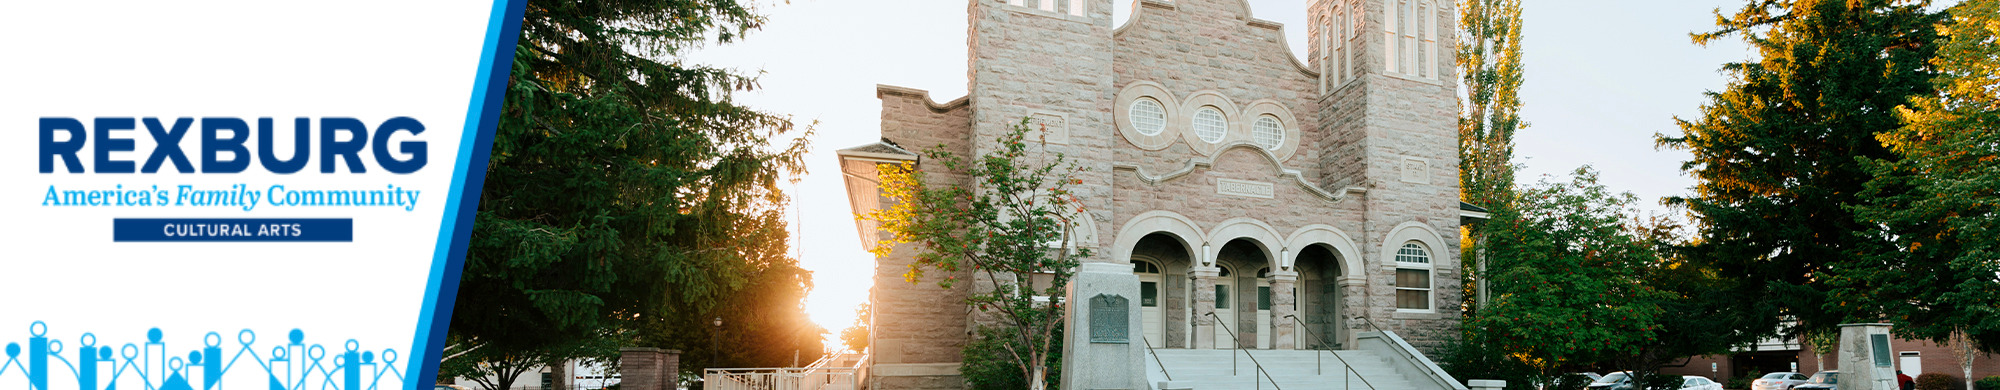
[1286,315,1379,390]
[1206,312,1281,390]
[1143,336,1173,381]
[1356,315,1383,333]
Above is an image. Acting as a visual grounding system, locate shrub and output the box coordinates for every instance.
[1974,376,2000,390]
[1968,376,2000,390]
[960,326,1061,390]
[1917,373,1961,390]
[1729,371,1763,390]
[1435,336,1539,390]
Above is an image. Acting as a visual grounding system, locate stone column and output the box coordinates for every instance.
[1058,262,1147,390]
[1190,266,1219,349]
[1269,270,1298,350]
[1838,324,1896,390]
[618,348,680,390]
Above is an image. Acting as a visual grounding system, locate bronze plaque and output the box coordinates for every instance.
[1090,294,1129,344]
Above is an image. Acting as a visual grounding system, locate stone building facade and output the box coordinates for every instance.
[838,0,1478,388]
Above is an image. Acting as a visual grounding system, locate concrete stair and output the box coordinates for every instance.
[1146,349,1418,390]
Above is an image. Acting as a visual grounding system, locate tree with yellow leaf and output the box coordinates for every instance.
[1850,2,2000,389]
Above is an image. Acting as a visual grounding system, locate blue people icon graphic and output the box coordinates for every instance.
[0,322,403,390]
[160,358,193,390]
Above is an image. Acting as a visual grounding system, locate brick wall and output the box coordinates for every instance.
[1804,336,2000,387]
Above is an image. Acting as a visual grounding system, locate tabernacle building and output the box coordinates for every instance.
[839,0,1486,388]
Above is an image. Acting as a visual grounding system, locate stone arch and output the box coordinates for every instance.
[1376,221,1447,268]
[1205,218,1284,271]
[1113,210,1205,264]
[1281,224,1364,281]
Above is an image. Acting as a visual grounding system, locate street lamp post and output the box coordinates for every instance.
[711,317,722,369]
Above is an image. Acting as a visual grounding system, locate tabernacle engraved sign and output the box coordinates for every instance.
[1090,294,1129,343]
[1217,178,1275,198]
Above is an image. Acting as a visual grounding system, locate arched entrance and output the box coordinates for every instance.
[1214,238,1272,349]
[1129,232,1194,348]
[1293,244,1344,349]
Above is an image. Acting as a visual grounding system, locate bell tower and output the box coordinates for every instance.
[1311,0,1466,347]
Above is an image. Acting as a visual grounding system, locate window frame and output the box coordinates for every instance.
[1129,97,1168,136]
[1252,115,1285,150]
[1393,241,1434,313]
[1192,106,1228,143]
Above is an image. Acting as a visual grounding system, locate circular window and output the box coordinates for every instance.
[1193,107,1227,143]
[1129,98,1167,136]
[1253,115,1284,149]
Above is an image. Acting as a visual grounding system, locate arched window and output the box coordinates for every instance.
[1215,265,1234,309]
[1328,5,1344,87]
[1256,267,1272,310]
[1319,13,1331,92]
[1133,259,1161,307]
[1394,242,1433,311]
[1133,260,1161,274]
[1417,0,1429,78]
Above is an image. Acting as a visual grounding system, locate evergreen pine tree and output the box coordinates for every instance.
[1658,0,1942,340]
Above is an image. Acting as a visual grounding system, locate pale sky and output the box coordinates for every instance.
[685,0,1757,347]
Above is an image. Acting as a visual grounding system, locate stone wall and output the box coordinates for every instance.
[1111,0,1324,182]
[968,0,1119,265]
[866,87,976,390]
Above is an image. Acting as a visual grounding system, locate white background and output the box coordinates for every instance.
[0,2,496,390]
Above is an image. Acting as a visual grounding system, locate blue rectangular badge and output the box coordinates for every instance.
[113,218,354,242]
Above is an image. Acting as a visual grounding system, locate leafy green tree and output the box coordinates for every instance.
[1849,2,2000,388]
[1463,167,1671,386]
[1657,0,1942,342]
[1622,215,1737,386]
[1457,0,1526,319]
[1447,2,1533,385]
[839,304,870,353]
[865,120,1091,390]
[444,1,818,387]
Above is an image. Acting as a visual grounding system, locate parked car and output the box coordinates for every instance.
[1538,372,1607,390]
[1683,376,1724,390]
[434,384,472,390]
[1793,371,1839,390]
[1590,372,1637,390]
[1753,372,1811,390]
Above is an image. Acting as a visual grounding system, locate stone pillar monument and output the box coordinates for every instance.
[1838,324,1896,390]
[1059,262,1148,390]
[618,348,680,390]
